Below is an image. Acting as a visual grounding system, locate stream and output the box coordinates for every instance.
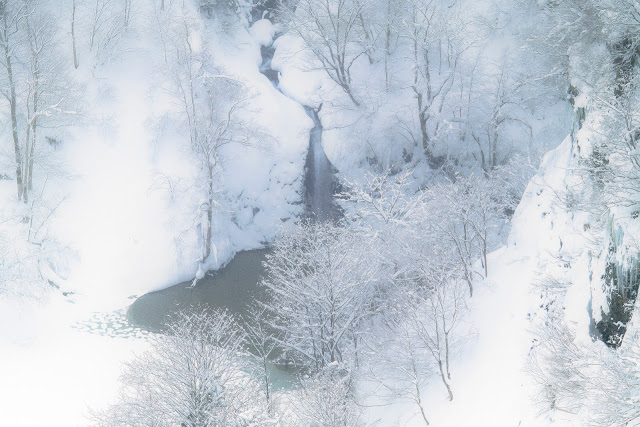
[127,16,339,391]
[260,38,339,221]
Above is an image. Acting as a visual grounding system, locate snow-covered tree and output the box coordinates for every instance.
[84,0,129,60]
[340,170,428,300]
[290,363,364,427]
[426,174,509,295]
[529,316,591,416]
[368,252,468,422]
[372,311,434,426]
[242,305,279,412]
[262,221,378,373]
[161,3,255,273]
[466,59,533,177]
[343,170,507,297]
[94,310,272,427]
[405,260,467,401]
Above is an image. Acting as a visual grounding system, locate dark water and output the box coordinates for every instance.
[250,0,280,22]
[127,249,297,389]
[128,249,269,332]
[259,44,279,87]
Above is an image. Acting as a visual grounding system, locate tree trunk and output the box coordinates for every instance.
[22,118,30,203]
[71,0,78,68]
[483,216,488,278]
[384,26,391,90]
[27,91,37,194]
[411,354,430,425]
[25,58,39,197]
[444,331,451,380]
[438,360,454,401]
[419,105,431,159]
[357,11,374,65]
[202,167,214,261]
[453,233,473,297]
[384,1,392,91]
[123,0,131,29]
[261,355,271,411]
[339,79,360,107]
[89,0,99,51]
[3,12,23,200]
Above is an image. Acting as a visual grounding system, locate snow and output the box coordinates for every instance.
[0,294,149,426]
[0,2,612,426]
[508,136,573,255]
[428,248,540,426]
[0,4,311,424]
[362,249,545,426]
[43,4,313,306]
[250,19,276,47]
[271,33,325,108]
[359,129,598,425]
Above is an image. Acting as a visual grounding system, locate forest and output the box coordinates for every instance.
[2,0,640,426]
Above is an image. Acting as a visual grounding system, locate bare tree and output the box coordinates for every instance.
[281,0,372,106]
[85,0,127,61]
[379,0,402,90]
[0,0,76,203]
[342,169,507,298]
[189,76,252,269]
[122,0,133,29]
[407,261,468,401]
[242,305,279,413]
[21,7,67,202]
[426,174,509,295]
[70,0,78,68]
[528,316,591,416]
[367,255,467,424]
[468,59,533,177]
[402,0,468,166]
[372,315,433,426]
[0,0,26,200]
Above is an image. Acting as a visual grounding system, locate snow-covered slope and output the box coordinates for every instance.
[0,5,311,425]
[0,1,625,426]
[3,4,313,308]
[361,132,612,426]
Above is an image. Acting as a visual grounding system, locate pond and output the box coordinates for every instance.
[127,249,298,390]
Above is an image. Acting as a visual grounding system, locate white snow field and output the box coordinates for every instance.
[0,1,625,426]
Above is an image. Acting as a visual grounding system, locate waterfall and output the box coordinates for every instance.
[258,29,339,221]
[302,106,337,221]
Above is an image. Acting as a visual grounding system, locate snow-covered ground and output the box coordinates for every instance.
[0,135,570,426]
[0,2,602,426]
[0,294,149,426]
[358,134,598,426]
[0,5,311,425]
